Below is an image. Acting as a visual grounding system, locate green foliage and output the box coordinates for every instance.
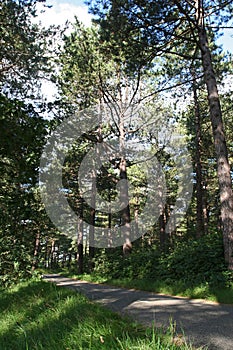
[0,279,193,349]
[160,233,230,286]
[91,234,232,287]
[0,0,54,96]
[58,21,114,109]
[0,95,48,286]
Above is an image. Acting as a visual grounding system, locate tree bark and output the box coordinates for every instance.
[108,188,113,247]
[89,123,102,262]
[119,111,132,255]
[50,239,55,268]
[196,0,233,269]
[120,157,132,255]
[192,70,205,237]
[44,237,49,268]
[77,198,84,274]
[159,210,167,251]
[89,165,96,266]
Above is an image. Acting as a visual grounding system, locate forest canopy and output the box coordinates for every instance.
[0,0,233,288]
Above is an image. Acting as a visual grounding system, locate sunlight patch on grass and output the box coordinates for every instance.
[0,278,194,350]
[104,278,233,304]
[65,273,233,305]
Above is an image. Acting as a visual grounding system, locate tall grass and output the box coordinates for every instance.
[0,278,195,350]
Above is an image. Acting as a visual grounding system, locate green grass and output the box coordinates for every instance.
[0,278,195,350]
[104,278,233,304]
[59,269,233,305]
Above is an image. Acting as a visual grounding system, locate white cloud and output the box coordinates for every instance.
[217,29,233,53]
[33,1,93,104]
[35,0,93,28]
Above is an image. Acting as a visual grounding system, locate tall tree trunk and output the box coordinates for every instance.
[192,70,205,237]
[120,157,132,255]
[89,166,96,267]
[89,123,102,262]
[196,0,233,269]
[202,182,209,234]
[159,210,167,251]
[134,196,139,242]
[44,237,49,268]
[89,210,95,260]
[50,239,55,268]
[119,111,132,255]
[77,198,84,274]
[67,253,72,267]
[108,188,113,247]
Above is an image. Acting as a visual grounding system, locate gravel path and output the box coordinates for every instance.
[43,274,233,350]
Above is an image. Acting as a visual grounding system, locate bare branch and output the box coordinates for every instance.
[138,73,204,103]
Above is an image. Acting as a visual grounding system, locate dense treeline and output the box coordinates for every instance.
[0,0,233,288]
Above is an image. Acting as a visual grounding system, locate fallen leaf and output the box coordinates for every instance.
[100,336,104,343]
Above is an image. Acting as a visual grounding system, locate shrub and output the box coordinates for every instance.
[162,233,229,286]
[92,233,232,287]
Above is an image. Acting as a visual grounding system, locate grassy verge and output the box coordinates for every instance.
[104,278,233,304]
[57,270,233,304]
[0,278,195,350]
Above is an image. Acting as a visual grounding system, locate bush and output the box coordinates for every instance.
[0,234,32,287]
[92,233,232,287]
[160,233,229,286]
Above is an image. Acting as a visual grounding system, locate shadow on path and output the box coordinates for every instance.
[43,274,233,350]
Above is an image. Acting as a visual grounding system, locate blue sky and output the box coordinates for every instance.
[217,29,233,54]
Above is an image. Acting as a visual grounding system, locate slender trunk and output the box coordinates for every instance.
[31,230,40,271]
[77,198,84,274]
[196,0,233,269]
[119,113,132,255]
[62,253,66,268]
[89,123,102,262]
[67,253,72,267]
[202,182,209,234]
[89,165,96,266]
[56,243,60,267]
[192,70,205,237]
[51,240,55,268]
[159,211,166,251]
[134,197,139,241]
[108,188,113,247]
[89,208,95,259]
[120,157,132,255]
[47,248,51,269]
[77,240,83,274]
[44,237,49,268]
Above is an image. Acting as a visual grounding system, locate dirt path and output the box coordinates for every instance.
[43,274,233,350]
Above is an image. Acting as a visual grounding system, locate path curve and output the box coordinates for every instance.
[43,274,233,350]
